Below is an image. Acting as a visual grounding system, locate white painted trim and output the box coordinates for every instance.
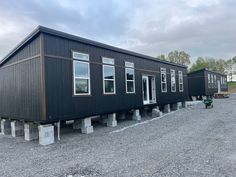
[73,60,91,96]
[170,69,176,92]
[102,57,114,65]
[142,75,150,105]
[160,67,167,93]
[125,66,135,94]
[178,71,184,92]
[142,75,156,105]
[103,65,116,94]
[72,51,89,61]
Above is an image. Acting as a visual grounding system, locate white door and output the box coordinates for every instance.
[217,80,221,93]
[142,76,150,105]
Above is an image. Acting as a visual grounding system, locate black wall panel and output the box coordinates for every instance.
[44,34,188,122]
[0,57,42,121]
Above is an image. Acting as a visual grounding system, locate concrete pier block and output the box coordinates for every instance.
[81,117,94,134]
[73,120,81,130]
[24,123,38,141]
[132,109,141,121]
[163,104,170,113]
[107,113,117,127]
[177,102,182,109]
[1,119,11,135]
[11,120,24,137]
[151,107,162,118]
[182,101,186,108]
[171,103,178,111]
[39,124,54,145]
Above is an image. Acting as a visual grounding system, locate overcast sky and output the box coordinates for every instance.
[0,0,236,63]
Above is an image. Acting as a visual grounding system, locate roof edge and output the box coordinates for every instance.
[1,25,187,68]
[0,26,41,66]
[188,68,226,76]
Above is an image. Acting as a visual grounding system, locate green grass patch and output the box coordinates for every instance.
[228,81,236,93]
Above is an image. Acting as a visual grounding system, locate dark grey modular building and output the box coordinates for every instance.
[187,68,228,98]
[0,26,188,132]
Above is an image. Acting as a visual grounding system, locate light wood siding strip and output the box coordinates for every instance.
[0,55,40,70]
[44,54,188,77]
[40,34,46,121]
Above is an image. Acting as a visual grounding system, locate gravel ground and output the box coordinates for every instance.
[1,94,236,177]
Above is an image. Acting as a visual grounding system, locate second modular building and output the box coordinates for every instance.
[188,68,228,98]
[0,26,188,126]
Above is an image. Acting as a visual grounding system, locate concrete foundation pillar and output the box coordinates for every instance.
[24,123,38,141]
[81,117,94,134]
[163,104,170,113]
[177,102,182,109]
[172,103,179,111]
[73,120,81,130]
[107,113,117,127]
[132,109,141,121]
[1,119,11,135]
[11,120,24,137]
[38,124,54,145]
[182,101,186,108]
[151,106,162,118]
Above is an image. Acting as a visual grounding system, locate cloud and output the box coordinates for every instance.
[0,0,236,63]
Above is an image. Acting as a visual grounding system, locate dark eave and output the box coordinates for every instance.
[1,25,187,68]
[188,68,226,76]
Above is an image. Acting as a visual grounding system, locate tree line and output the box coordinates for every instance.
[157,50,236,81]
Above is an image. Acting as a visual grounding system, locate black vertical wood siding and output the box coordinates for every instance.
[43,34,188,122]
[1,36,40,66]
[0,35,42,122]
[187,69,228,97]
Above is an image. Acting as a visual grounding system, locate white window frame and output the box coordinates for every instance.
[178,71,184,92]
[211,74,214,89]
[214,75,216,88]
[125,62,135,94]
[208,74,211,88]
[170,69,176,92]
[73,60,91,96]
[72,51,89,61]
[103,57,116,94]
[161,68,167,92]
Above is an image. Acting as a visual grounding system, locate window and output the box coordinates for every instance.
[103,57,115,94]
[125,62,135,93]
[214,75,216,88]
[208,74,211,88]
[178,71,184,92]
[73,51,89,61]
[73,52,90,95]
[161,68,167,92]
[170,69,176,92]
[211,74,214,89]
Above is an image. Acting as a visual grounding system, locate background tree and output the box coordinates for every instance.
[158,54,167,61]
[189,57,226,73]
[189,57,209,72]
[225,57,236,82]
[167,50,191,66]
